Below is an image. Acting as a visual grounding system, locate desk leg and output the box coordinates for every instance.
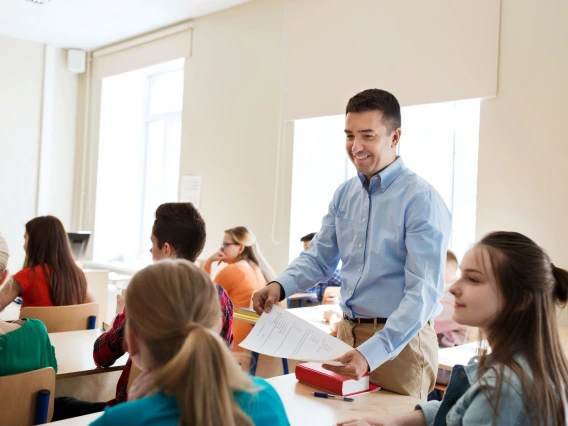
[282,358,289,375]
[249,352,260,376]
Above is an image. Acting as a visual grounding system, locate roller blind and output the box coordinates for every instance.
[284,0,500,120]
[93,23,192,80]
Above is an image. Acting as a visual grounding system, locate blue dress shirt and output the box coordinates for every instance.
[277,157,451,370]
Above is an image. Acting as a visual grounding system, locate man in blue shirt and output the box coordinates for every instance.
[253,89,451,399]
[301,232,342,304]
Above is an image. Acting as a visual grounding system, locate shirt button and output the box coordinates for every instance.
[350,289,353,295]
[358,243,363,248]
[362,218,366,222]
[382,185,386,189]
[357,268,361,273]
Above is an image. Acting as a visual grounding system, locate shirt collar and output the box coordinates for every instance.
[357,156,406,193]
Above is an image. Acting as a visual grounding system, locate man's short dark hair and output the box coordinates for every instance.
[300,232,317,243]
[345,89,401,133]
[152,202,206,262]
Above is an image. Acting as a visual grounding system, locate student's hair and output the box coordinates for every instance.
[476,231,568,425]
[300,232,316,243]
[0,234,9,273]
[446,249,458,266]
[24,216,87,306]
[125,260,254,426]
[152,202,206,262]
[225,226,276,282]
[345,88,401,133]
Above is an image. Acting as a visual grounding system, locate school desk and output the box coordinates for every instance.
[50,329,127,378]
[50,373,422,426]
[438,327,568,371]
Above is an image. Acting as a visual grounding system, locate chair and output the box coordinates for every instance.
[322,286,341,304]
[20,303,99,333]
[0,367,55,425]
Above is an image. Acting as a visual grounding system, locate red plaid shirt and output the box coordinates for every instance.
[93,284,234,406]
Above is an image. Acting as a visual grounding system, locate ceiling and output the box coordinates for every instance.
[0,0,250,51]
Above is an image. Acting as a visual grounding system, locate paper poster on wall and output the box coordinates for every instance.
[180,175,202,208]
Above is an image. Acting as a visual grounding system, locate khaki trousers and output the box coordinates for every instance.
[337,318,438,400]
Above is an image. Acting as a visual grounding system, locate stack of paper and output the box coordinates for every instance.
[239,305,351,365]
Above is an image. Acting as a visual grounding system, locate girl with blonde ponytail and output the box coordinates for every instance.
[204,226,277,350]
[90,259,289,426]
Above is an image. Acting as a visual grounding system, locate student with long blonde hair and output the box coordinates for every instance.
[91,259,289,426]
[0,216,95,310]
[205,226,276,349]
[338,231,568,426]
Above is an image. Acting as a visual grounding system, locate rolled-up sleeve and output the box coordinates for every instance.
[416,401,441,426]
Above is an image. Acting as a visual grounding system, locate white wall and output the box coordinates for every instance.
[0,35,44,270]
[182,0,292,273]
[0,35,79,269]
[47,48,79,227]
[477,0,568,268]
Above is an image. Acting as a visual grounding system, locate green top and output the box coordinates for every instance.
[0,318,58,376]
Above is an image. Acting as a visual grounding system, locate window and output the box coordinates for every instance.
[289,99,480,262]
[93,58,185,263]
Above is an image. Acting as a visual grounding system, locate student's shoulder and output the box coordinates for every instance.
[13,265,48,283]
[22,318,49,334]
[217,263,248,280]
[90,392,178,426]
[461,359,527,418]
[236,377,290,425]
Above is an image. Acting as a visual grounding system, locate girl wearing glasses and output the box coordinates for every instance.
[204,227,276,351]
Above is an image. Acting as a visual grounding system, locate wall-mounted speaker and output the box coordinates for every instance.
[67,49,86,74]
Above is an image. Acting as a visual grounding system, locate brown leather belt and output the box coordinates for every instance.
[343,314,388,324]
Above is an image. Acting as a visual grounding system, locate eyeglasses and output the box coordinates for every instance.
[222,242,240,248]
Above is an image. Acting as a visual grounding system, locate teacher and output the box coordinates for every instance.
[253,89,451,399]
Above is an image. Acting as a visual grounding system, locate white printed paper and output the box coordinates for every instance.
[239,305,351,365]
[180,175,202,208]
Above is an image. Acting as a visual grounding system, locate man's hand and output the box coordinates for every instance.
[252,282,283,315]
[323,349,369,380]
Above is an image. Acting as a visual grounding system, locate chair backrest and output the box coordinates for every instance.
[0,367,55,426]
[20,303,99,333]
[322,286,341,304]
[84,269,110,328]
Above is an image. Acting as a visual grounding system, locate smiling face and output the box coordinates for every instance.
[345,110,401,182]
[449,246,505,335]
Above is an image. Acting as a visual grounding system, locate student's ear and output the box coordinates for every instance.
[163,242,174,258]
[517,293,533,311]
